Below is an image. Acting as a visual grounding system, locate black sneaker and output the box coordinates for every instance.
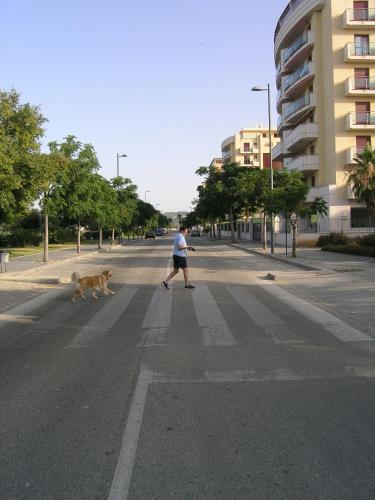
[161,281,169,290]
[185,284,195,289]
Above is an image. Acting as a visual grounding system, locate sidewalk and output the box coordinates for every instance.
[0,245,101,281]
[214,237,375,276]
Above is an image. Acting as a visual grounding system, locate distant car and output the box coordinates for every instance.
[155,228,164,236]
[190,229,201,237]
[145,230,156,239]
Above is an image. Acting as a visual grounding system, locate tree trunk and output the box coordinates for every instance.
[77,220,81,254]
[98,225,103,249]
[43,212,48,263]
[111,228,115,245]
[262,212,267,250]
[212,220,216,239]
[230,208,235,243]
[218,219,222,240]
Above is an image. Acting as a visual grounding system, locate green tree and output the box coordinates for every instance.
[0,89,47,223]
[48,135,100,253]
[345,145,375,216]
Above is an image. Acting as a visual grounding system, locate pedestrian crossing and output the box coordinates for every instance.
[0,281,373,349]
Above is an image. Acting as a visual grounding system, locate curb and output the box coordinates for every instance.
[228,243,322,271]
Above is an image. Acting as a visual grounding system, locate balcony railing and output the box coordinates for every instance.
[348,76,375,90]
[284,93,310,120]
[348,42,375,56]
[347,8,375,21]
[283,33,307,64]
[284,63,310,91]
[350,112,375,126]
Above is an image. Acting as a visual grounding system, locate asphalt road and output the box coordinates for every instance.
[1,235,375,500]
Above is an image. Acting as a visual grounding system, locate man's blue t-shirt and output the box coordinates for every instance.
[173,232,187,257]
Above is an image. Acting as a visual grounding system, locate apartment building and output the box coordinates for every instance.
[210,157,223,169]
[221,127,281,169]
[273,0,375,225]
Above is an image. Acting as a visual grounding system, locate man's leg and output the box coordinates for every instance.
[165,268,179,282]
[183,268,189,286]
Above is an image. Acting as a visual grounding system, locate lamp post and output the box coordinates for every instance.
[144,190,150,202]
[290,212,298,257]
[116,153,127,177]
[251,84,274,253]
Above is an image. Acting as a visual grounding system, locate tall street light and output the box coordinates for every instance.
[116,153,127,177]
[251,84,275,253]
[144,190,150,202]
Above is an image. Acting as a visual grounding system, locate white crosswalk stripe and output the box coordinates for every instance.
[227,285,299,343]
[259,282,373,342]
[192,284,237,346]
[66,287,138,348]
[142,288,172,329]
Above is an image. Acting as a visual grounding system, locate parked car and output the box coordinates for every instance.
[145,230,156,239]
[190,229,201,237]
[155,228,164,236]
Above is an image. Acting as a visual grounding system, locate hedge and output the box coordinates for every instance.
[321,244,375,258]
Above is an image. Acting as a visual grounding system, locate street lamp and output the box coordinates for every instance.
[251,84,274,254]
[116,153,127,177]
[290,212,298,258]
[144,190,150,202]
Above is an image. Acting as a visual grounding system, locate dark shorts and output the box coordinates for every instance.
[173,255,187,269]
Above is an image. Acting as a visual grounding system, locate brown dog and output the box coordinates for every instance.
[71,270,115,302]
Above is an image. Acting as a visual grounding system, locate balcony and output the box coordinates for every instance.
[344,43,375,62]
[286,154,319,174]
[284,62,315,99]
[282,31,315,72]
[272,143,284,161]
[283,122,319,152]
[345,76,375,96]
[284,93,316,125]
[222,149,232,160]
[343,9,375,29]
[346,147,366,164]
[240,147,258,154]
[346,112,375,130]
[274,0,325,56]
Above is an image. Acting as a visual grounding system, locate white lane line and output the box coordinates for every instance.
[151,367,375,385]
[227,285,298,343]
[67,287,137,348]
[142,288,172,329]
[138,328,168,347]
[0,288,66,329]
[107,363,153,500]
[259,282,373,342]
[192,284,237,346]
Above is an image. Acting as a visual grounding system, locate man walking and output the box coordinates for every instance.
[161,226,196,289]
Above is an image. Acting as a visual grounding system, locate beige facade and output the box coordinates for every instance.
[274,0,375,220]
[221,127,281,169]
[210,157,223,169]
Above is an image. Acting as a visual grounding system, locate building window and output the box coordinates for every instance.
[274,133,278,138]
[244,142,250,152]
[244,155,251,165]
[262,133,266,138]
[356,135,371,154]
[311,176,315,187]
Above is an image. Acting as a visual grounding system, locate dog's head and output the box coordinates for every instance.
[102,270,112,278]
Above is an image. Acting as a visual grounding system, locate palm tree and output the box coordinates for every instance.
[345,145,375,215]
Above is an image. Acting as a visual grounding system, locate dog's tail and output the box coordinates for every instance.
[71,272,80,282]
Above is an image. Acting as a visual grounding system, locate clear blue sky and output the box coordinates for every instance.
[0,0,287,212]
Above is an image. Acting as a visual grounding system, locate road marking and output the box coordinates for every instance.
[138,328,168,347]
[0,288,65,329]
[192,284,236,346]
[67,287,137,348]
[107,363,153,500]
[259,282,373,342]
[227,285,298,343]
[142,288,172,329]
